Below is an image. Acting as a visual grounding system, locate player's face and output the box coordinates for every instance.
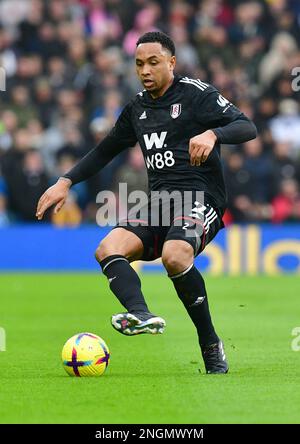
[135,42,176,98]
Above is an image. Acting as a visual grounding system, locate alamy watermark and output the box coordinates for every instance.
[291,67,300,92]
[291,327,300,351]
[95,185,214,239]
[0,327,6,351]
[0,67,6,92]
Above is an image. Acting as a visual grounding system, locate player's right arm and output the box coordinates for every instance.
[36,177,72,220]
[36,103,137,220]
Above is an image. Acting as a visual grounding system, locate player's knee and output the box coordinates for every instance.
[95,240,115,263]
[162,241,194,275]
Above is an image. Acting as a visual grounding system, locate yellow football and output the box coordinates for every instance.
[62,332,110,377]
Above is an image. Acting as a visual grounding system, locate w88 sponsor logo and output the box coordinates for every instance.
[145,150,175,170]
[143,131,175,170]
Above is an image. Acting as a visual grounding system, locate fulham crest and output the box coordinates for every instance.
[170,103,181,119]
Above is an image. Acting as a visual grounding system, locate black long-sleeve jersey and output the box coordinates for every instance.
[64,75,257,211]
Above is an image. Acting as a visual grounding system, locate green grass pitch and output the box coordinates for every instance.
[0,273,299,424]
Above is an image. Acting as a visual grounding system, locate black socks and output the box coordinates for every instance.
[169,264,219,347]
[100,255,149,313]
[100,254,218,347]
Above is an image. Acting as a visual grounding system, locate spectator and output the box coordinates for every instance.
[243,137,273,203]
[259,32,298,88]
[271,142,300,196]
[83,0,123,40]
[33,78,55,128]
[269,99,300,158]
[6,85,38,127]
[0,110,18,152]
[169,24,198,74]
[17,0,43,54]
[228,1,264,45]
[0,27,17,78]
[223,150,254,222]
[271,178,300,223]
[35,22,63,60]
[2,146,50,221]
[123,3,161,56]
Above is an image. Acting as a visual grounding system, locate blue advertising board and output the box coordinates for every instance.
[0,224,299,274]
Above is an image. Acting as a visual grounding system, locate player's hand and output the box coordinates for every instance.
[189,130,217,166]
[36,178,72,220]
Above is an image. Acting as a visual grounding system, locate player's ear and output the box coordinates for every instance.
[170,55,176,70]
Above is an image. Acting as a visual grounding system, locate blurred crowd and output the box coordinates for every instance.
[1,0,300,226]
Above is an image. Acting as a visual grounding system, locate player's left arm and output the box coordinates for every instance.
[189,89,257,166]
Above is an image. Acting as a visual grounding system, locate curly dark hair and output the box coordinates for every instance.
[136,31,175,56]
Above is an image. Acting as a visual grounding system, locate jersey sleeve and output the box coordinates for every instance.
[194,86,242,125]
[63,103,137,185]
[194,86,257,143]
[109,101,138,147]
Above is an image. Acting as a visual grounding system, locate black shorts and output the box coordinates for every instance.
[113,191,224,261]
